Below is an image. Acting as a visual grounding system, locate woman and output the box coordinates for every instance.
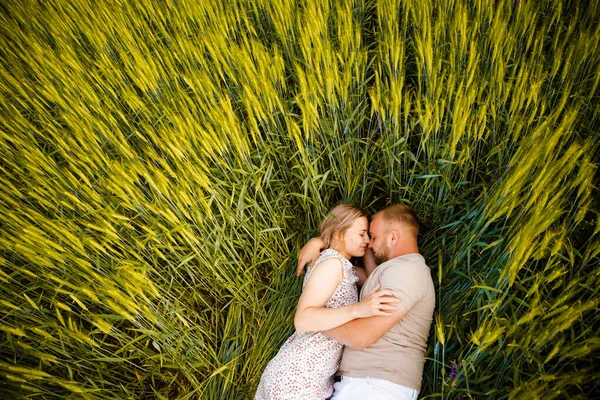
[255,204,399,399]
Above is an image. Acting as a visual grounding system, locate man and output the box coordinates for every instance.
[297,204,435,399]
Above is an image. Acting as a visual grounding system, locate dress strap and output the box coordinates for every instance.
[303,249,352,286]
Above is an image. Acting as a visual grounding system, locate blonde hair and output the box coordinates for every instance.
[374,204,420,237]
[319,204,367,248]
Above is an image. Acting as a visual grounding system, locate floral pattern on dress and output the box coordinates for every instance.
[255,249,359,400]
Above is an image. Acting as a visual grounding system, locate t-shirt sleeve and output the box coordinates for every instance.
[379,263,424,311]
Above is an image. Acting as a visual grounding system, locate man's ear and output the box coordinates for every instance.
[390,229,399,245]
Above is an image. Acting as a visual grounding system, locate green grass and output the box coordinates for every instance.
[1,0,599,398]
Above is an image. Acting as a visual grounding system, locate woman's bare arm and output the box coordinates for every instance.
[294,258,399,332]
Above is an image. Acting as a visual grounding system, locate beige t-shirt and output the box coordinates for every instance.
[338,253,435,392]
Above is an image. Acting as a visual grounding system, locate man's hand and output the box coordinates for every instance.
[323,300,409,350]
[355,284,400,317]
[297,237,325,276]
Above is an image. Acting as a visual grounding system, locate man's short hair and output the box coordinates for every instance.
[374,204,420,237]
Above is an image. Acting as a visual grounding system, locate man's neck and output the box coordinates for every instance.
[389,244,420,259]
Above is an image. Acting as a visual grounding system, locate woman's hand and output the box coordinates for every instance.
[297,237,325,276]
[355,284,400,318]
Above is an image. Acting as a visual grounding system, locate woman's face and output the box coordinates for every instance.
[340,216,370,258]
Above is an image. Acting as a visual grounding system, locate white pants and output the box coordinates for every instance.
[331,376,419,400]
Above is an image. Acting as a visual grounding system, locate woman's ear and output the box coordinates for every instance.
[331,231,343,247]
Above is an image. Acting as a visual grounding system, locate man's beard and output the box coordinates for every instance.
[373,243,390,265]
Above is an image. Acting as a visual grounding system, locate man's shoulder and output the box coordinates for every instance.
[376,254,435,310]
[380,254,430,273]
[378,254,433,286]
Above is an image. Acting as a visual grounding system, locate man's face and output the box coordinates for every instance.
[368,215,391,265]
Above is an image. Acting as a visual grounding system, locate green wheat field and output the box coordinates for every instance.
[1,0,599,398]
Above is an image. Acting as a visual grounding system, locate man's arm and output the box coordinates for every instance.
[363,248,377,277]
[328,261,426,349]
[323,301,409,350]
[353,266,367,286]
[295,261,399,332]
[297,237,325,276]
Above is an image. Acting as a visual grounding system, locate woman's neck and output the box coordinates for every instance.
[331,247,350,260]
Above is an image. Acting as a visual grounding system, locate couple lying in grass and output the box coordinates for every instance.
[255,204,435,400]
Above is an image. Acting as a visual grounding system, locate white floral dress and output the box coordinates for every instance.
[255,249,359,400]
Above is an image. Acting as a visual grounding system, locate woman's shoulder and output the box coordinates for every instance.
[319,248,342,258]
[303,249,345,282]
[312,249,355,276]
[310,249,341,270]
[312,250,358,287]
[315,249,350,267]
